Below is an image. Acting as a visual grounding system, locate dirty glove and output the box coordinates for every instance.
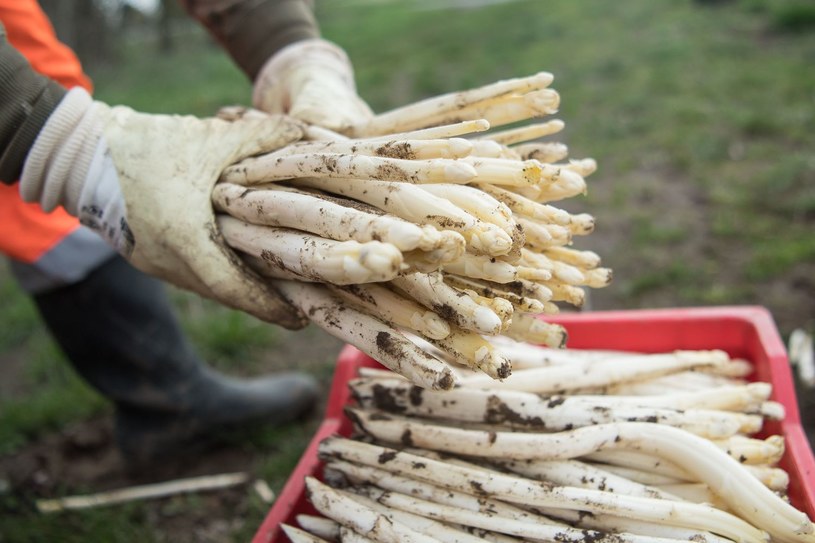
[19,87,308,330]
[252,39,373,133]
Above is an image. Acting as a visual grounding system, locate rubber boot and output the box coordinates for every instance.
[31,255,319,465]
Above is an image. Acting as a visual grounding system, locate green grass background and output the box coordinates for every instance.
[2,0,815,540]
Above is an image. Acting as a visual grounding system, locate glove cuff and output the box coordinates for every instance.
[252,38,355,112]
[19,87,104,214]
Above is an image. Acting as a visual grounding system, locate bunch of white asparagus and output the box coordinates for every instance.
[214,73,610,389]
[282,345,815,543]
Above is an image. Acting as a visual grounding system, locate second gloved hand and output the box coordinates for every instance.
[252,39,373,133]
[19,87,308,330]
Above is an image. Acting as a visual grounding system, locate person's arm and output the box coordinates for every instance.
[0,23,307,330]
[0,25,65,185]
[178,0,319,81]
[181,0,373,133]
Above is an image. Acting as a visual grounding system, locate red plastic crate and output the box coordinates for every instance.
[253,306,815,543]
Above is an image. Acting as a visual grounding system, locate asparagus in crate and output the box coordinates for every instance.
[214,72,611,388]
[286,339,815,543]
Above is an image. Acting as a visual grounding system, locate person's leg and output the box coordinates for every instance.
[8,221,318,465]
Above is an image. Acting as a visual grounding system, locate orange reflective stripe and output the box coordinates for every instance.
[0,0,90,263]
[0,183,80,262]
[0,0,92,92]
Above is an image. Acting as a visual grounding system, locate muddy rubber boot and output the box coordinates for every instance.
[31,255,319,465]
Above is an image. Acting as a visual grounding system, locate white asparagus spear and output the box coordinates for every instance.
[281,524,332,543]
[469,139,509,158]
[458,156,545,187]
[318,437,770,543]
[498,346,744,372]
[417,184,515,237]
[417,183,524,262]
[458,350,730,392]
[436,89,559,128]
[517,217,572,248]
[579,267,613,288]
[362,119,491,142]
[745,464,791,492]
[222,153,477,185]
[353,484,693,543]
[592,464,687,486]
[493,458,682,501]
[443,275,546,314]
[335,484,486,543]
[586,450,790,492]
[325,459,569,530]
[543,246,602,269]
[512,142,569,162]
[213,183,464,256]
[539,282,586,306]
[448,275,554,305]
[346,416,811,542]
[654,484,728,509]
[701,358,755,378]
[478,119,564,145]
[276,281,456,390]
[338,527,378,543]
[296,515,341,541]
[712,435,785,466]
[34,472,249,513]
[521,249,583,283]
[391,272,503,335]
[442,255,519,284]
[584,450,696,481]
[444,525,522,543]
[304,477,437,543]
[427,328,512,379]
[538,508,736,543]
[486,336,578,369]
[328,284,451,340]
[502,314,568,348]
[350,379,754,439]
[218,216,404,285]
[351,73,554,136]
[511,168,587,202]
[272,137,475,160]
[291,177,514,257]
[569,212,596,235]
[566,157,598,176]
[539,382,774,415]
[456,292,514,326]
[474,183,572,225]
[604,371,748,395]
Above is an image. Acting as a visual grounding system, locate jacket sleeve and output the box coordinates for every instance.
[0,24,66,185]
[178,0,319,81]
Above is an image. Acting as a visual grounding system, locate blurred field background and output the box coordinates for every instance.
[1,0,814,541]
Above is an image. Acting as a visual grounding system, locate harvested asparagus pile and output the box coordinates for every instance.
[215,73,611,389]
[283,346,815,543]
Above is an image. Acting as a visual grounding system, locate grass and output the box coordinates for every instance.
[2,0,815,540]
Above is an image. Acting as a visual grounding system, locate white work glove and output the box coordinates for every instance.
[252,39,373,133]
[19,88,308,330]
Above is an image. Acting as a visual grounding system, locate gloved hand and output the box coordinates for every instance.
[252,39,373,133]
[19,87,308,330]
